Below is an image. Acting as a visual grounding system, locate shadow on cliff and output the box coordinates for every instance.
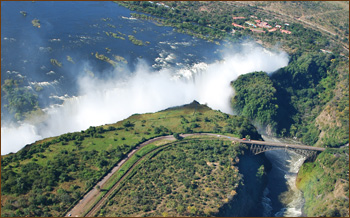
[217,151,289,217]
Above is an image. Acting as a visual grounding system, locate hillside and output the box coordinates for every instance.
[296,148,349,217]
[98,139,244,216]
[1,101,262,217]
[231,71,279,135]
[231,51,348,148]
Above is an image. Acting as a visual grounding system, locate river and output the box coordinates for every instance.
[261,136,306,217]
[1,1,221,109]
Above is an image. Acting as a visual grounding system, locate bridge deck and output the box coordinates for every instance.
[236,139,326,152]
[187,133,326,152]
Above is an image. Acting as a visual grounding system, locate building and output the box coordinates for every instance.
[257,21,272,28]
[232,23,245,28]
[268,28,277,32]
[280,29,292,34]
[275,25,282,28]
[255,20,272,28]
[232,16,246,19]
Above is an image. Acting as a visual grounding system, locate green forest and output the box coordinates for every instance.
[231,71,279,134]
[100,139,247,217]
[231,51,348,148]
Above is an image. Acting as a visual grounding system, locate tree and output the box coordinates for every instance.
[123,120,134,128]
[187,205,197,215]
[177,205,185,213]
[173,133,183,140]
[256,165,265,178]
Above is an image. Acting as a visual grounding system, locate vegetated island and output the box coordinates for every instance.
[1,101,267,217]
[50,59,62,67]
[93,52,128,68]
[1,79,40,121]
[128,34,147,46]
[31,18,40,28]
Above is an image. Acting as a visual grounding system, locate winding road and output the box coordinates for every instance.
[65,135,176,217]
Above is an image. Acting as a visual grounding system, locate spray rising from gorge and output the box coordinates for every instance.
[1,43,289,155]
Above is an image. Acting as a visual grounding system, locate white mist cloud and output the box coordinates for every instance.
[1,42,289,155]
[1,123,42,155]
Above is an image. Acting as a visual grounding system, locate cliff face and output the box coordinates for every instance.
[218,152,271,216]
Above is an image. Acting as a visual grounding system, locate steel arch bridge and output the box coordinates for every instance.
[238,139,326,162]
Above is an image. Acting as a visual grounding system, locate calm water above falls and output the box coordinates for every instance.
[1,1,222,104]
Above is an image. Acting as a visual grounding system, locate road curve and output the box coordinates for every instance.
[65,135,176,217]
